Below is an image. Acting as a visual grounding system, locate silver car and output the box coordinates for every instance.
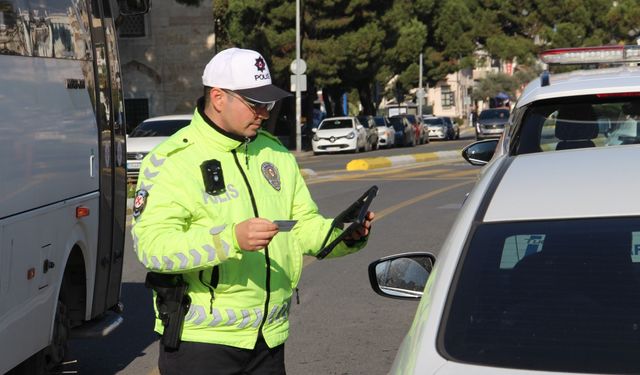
[369,44,640,375]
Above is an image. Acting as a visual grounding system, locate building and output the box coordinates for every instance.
[118,1,214,131]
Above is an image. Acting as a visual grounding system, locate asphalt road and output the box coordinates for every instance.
[66,137,479,375]
[296,127,477,173]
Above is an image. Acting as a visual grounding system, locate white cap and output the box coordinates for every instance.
[202,47,291,103]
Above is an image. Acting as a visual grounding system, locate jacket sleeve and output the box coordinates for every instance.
[289,158,368,258]
[131,151,243,273]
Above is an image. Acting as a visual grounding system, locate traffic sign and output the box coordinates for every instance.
[290,59,307,75]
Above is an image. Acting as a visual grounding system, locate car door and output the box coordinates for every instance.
[355,119,367,148]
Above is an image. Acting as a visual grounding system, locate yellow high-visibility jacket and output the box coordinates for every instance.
[132,99,365,349]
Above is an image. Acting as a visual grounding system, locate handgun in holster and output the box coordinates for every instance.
[145,272,191,350]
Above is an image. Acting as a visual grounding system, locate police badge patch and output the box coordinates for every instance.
[261,162,281,191]
[133,189,149,218]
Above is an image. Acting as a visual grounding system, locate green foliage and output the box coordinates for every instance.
[191,0,636,118]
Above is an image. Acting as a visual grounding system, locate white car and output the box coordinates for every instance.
[311,116,368,154]
[373,116,396,148]
[126,114,192,181]
[423,116,449,140]
[369,45,640,375]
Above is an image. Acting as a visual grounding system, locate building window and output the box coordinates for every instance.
[125,98,149,133]
[119,14,146,38]
[442,86,454,108]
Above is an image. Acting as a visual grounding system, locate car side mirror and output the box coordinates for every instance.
[368,252,435,300]
[311,128,317,133]
[462,139,499,166]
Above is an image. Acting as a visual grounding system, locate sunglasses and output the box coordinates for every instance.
[222,89,276,112]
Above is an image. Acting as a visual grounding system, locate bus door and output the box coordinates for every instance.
[88,0,126,317]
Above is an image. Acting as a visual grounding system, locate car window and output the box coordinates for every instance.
[479,109,510,120]
[388,117,405,131]
[373,117,387,127]
[442,217,640,373]
[424,118,444,125]
[319,119,354,130]
[130,119,191,137]
[357,117,371,128]
[513,96,640,155]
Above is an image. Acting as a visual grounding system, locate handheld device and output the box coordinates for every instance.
[316,185,378,259]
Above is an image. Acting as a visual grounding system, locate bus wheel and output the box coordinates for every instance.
[6,302,68,375]
[45,300,70,371]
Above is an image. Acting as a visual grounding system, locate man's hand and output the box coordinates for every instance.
[344,211,375,242]
[235,218,279,251]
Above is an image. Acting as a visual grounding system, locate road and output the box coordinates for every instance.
[297,135,473,173]
[66,133,479,374]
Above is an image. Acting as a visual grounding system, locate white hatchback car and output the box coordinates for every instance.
[311,116,368,154]
[369,45,640,375]
[126,114,192,181]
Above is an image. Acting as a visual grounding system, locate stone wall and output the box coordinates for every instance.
[119,2,215,118]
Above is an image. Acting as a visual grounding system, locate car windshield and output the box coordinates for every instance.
[479,109,509,120]
[388,117,404,131]
[442,217,640,373]
[373,117,387,127]
[513,96,640,155]
[319,119,353,130]
[130,119,191,137]
[424,118,444,125]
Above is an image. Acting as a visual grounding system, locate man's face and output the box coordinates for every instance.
[220,89,273,138]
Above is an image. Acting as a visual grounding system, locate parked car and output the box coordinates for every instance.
[475,108,510,140]
[357,115,379,151]
[311,116,368,154]
[406,114,428,144]
[126,114,192,182]
[372,116,396,148]
[388,115,416,147]
[367,44,640,375]
[423,116,450,140]
[441,116,460,139]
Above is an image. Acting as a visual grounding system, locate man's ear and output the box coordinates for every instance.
[209,88,225,112]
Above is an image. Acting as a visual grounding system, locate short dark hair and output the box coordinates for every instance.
[204,86,213,106]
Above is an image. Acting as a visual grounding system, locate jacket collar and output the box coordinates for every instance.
[191,97,247,151]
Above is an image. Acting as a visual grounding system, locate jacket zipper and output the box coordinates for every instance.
[231,149,272,336]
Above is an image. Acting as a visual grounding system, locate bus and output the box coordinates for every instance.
[0,0,148,373]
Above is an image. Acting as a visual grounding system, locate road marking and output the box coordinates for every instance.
[306,159,463,185]
[373,180,474,221]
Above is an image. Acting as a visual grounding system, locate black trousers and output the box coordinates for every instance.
[158,336,286,375]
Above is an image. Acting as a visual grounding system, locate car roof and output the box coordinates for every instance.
[142,114,192,122]
[516,66,640,108]
[321,116,354,121]
[484,146,640,222]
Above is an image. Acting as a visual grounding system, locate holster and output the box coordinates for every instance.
[145,272,191,350]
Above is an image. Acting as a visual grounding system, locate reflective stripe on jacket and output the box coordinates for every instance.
[132,99,364,349]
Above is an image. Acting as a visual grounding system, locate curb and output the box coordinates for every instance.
[346,150,462,171]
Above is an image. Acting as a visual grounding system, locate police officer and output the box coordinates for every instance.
[132,47,374,375]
